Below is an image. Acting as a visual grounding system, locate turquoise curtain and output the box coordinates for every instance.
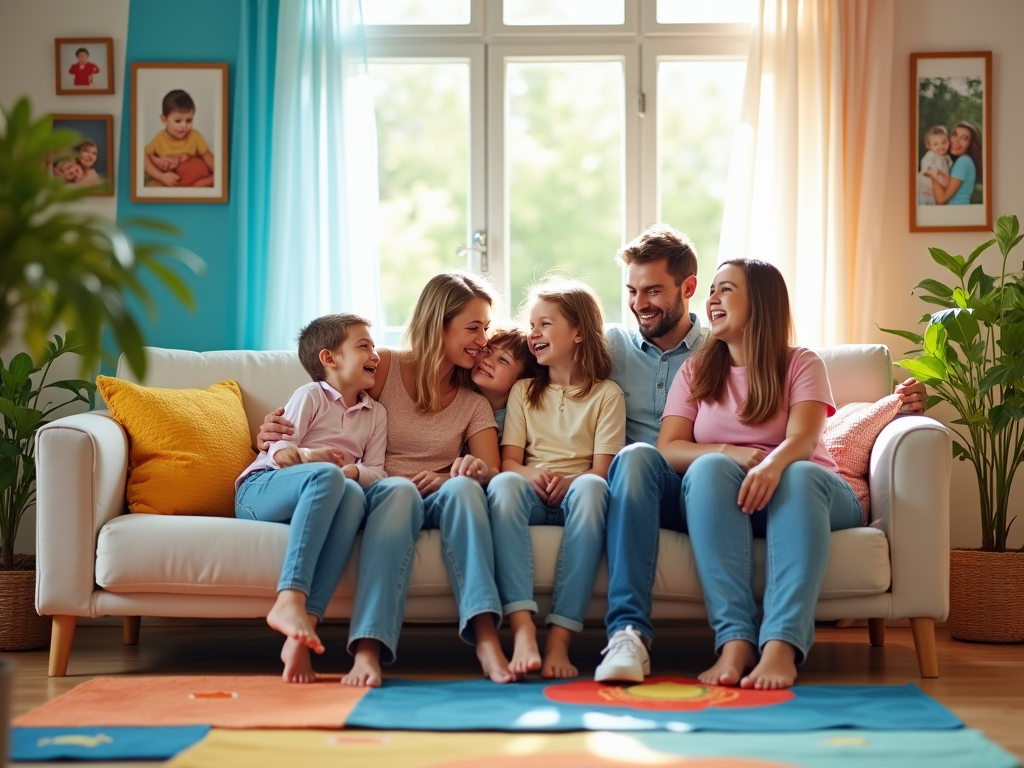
[236,0,381,350]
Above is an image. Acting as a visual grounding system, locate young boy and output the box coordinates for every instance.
[144,89,215,188]
[235,313,387,683]
[69,48,99,87]
[471,326,541,440]
[917,125,953,205]
[52,157,83,184]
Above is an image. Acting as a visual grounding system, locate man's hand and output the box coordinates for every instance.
[451,455,490,484]
[256,408,296,452]
[895,377,927,414]
[721,445,768,471]
[411,470,447,498]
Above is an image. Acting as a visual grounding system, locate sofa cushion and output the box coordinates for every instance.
[95,377,254,516]
[95,515,891,602]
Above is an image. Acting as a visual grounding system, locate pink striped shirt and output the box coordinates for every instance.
[236,381,388,490]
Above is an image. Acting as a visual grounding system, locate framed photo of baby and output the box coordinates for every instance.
[50,115,114,196]
[55,38,114,95]
[910,51,992,232]
[130,62,229,203]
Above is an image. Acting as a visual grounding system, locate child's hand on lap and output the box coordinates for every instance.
[520,466,555,504]
[544,473,574,507]
[451,455,489,483]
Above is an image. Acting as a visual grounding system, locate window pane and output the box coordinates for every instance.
[658,60,745,295]
[656,0,755,24]
[506,61,624,322]
[364,0,470,26]
[503,0,624,26]
[370,61,470,334]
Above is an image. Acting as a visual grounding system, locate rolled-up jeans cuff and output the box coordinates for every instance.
[714,631,758,656]
[503,600,537,616]
[545,614,584,633]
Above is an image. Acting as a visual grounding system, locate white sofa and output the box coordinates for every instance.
[35,344,950,678]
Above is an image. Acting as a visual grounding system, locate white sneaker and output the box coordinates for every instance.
[594,625,651,683]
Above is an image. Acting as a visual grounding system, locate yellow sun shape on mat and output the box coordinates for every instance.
[544,677,795,711]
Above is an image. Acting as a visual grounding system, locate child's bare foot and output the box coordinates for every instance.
[266,590,324,653]
[280,637,317,683]
[342,639,383,688]
[472,614,515,684]
[698,639,757,686]
[508,611,542,679]
[741,640,797,690]
[541,626,578,679]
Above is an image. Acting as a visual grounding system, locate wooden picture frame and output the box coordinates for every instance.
[50,114,115,197]
[130,62,229,203]
[55,38,114,95]
[909,51,992,232]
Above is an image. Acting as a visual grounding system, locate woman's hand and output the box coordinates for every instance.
[737,458,783,514]
[411,470,448,498]
[722,445,768,471]
[256,408,296,452]
[895,378,926,414]
[451,454,490,484]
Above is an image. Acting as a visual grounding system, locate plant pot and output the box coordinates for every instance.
[0,568,51,651]
[948,548,1024,643]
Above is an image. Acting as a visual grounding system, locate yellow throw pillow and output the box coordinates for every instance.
[95,376,254,516]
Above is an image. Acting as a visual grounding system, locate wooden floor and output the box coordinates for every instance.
[6,621,1024,766]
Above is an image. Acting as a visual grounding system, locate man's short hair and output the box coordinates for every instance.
[297,313,371,381]
[162,89,196,116]
[616,223,698,286]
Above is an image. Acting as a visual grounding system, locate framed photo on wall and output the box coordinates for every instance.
[910,51,992,232]
[50,114,115,197]
[130,62,229,203]
[55,38,114,95]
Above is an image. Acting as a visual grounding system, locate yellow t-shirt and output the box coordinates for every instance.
[145,128,210,159]
[502,378,626,475]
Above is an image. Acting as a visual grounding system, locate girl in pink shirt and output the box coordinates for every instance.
[657,259,861,690]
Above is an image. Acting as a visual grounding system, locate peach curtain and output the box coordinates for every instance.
[718,0,894,346]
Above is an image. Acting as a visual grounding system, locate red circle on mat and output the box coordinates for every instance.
[543,677,795,711]
[434,753,797,768]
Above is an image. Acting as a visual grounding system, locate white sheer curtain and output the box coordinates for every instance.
[262,0,381,350]
[718,0,894,346]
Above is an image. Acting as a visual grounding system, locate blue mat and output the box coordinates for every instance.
[10,725,211,762]
[345,677,963,732]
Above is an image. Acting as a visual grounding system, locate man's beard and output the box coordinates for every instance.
[635,298,686,342]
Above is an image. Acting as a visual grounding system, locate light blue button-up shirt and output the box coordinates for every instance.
[606,314,709,446]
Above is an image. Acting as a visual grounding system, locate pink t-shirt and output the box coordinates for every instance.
[662,347,839,472]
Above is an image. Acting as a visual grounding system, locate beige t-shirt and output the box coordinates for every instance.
[502,378,626,475]
[378,353,496,479]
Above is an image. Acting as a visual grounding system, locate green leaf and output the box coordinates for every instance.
[925,395,944,411]
[928,247,960,274]
[989,403,1023,435]
[919,295,958,309]
[951,440,969,460]
[995,215,1020,258]
[963,238,996,276]
[967,264,997,300]
[979,361,1024,396]
[896,355,948,383]
[999,323,1024,355]
[879,327,924,345]
[931,308,980,351]
[913,278,954,298]
[923,323,948,363]
[952,287,970,309]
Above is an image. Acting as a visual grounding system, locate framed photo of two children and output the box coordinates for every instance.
[130,62,229,203]
[910,51,992,232]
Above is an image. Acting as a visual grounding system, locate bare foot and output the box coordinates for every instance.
[741,640,798,690]
[508,611,542,679]
[472,614,515,684]
[342,639,383,688]
[541,626,578,679]
[698,639,757,686]
[280,637,317,683]
[266,590,324,654]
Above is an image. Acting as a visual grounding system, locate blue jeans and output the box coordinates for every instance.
[487,472,609,631]
[347,476,501,663]
[235,465,365,620]
[604,443,686,643]
[682,454,863,662]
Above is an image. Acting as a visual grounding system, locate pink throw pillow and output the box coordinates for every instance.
[824,394,903,524]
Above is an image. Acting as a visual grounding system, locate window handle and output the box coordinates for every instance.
[457,231,488,273]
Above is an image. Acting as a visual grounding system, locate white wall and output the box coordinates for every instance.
[873,0,1024,549]
[0,0,130,554]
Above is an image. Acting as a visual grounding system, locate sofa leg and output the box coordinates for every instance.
[123,616,141,645]
[910,617,939,678]
[868,618,885,647]
[48,615,77,677]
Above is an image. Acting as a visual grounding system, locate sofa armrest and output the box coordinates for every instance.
[868,414,951,620]
[35,410,128,617]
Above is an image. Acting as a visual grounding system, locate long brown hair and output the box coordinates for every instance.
[953,121,983,184]
[403,270,495,413]
[523,278,612,409]
[688,259,793,425]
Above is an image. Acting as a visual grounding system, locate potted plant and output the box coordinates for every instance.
[0,96,202,650]
[882,213,1024,643]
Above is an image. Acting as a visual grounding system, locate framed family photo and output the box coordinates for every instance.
[50,114,114,197]
[909,51,992,232]
[55,38,114,95]
[130,62,229,203]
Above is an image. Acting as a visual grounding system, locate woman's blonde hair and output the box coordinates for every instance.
[523,277,612,409]
[688,259,792,425]
[402,270,495,413]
